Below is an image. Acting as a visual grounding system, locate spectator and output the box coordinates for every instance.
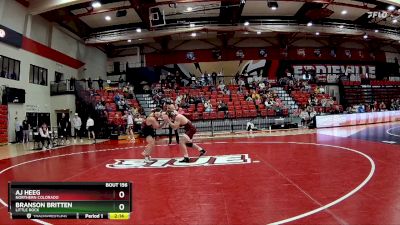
[39,122,51,150]
[87,77,93,89]
[379,102,387,111]
[218,81,225,91]
[58,113,69,144]
[71,113,82,142]
[119,75,124,89]
[86,116,96,144]
[98,77,104,90]
[95,102,105,111]
[126,112,135,142]
[217,101,228,112]
[22,117,30,144]
[212,72,218,86]
[14,117,22,143]
[70,76,76,91]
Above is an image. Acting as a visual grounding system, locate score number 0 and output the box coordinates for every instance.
[118,191,126,211]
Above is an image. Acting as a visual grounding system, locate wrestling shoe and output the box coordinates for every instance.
[199,149,207,157]
[179,157,190,163]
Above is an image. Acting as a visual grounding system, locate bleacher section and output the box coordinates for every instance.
[161,85,289,120]
[341,80,400,107]
[271,86,298,114]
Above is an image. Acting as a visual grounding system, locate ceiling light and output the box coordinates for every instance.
[136,28,142,33]
[388,5,396,11]
[92,1,101,8]
[191,32,197,37]
[307,22,313,27]
[393,19,398,23]
[267,1,278,10]
[138,39,143,41]
[363,34,368,39]
[244,21,249,26]
[339,25,344,29]
[315,32,320,35]
[127,39,131,43]
[341,10,347,15]
[374,29,379,33]
[257,31,261,35]
[187,7,193,12]
[189,23,195,28]
[105,15,111,21]
[244,32,249,34]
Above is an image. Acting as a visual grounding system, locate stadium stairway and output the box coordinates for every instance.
[271,87,298,114]
[136,94,156,116]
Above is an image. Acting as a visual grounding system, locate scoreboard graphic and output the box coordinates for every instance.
[8,182,132,220]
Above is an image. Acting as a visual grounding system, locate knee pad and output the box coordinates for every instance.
[185,142,193,147]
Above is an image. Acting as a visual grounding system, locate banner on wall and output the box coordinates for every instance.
[292,64,376,83]
[0,24,22,48]
[316,111,400,128]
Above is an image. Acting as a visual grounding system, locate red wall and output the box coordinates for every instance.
[146,47,386,66]
[21,37,85,69]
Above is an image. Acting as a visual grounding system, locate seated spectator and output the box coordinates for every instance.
[218,81,225,91]
[114,93,121,103]
[357,105,365,113]
[95,102,105,111]
[204,101,213,112]
[217,101,228,112]
[39,123,51,150]
[299,109,310,127]
[379,101,387,111]
[265,99,274,108]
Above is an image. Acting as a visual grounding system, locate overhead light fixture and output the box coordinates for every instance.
[257,31,261,35]
[92,1,101,8]
[244,21,250,26]
[187,7,193,12]
[127,39,132,43]
[190,23,195,28]
[375,29,379,33]
[315,32,320,35]
[341,10,347,15]
[307,22,313,27]
[191,32,197,37]
[138,38,143,41]
[393,19,398,23]
[388,5,396,11]
[136,28,142,33]
[339,25,344,29]
[244,32,249,34]
[267,1,278,10]
[105,15,111,21]
[363,34,368,39]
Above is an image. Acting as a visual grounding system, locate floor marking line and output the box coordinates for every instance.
[0,142,375,225]
[262,158,348,225]
[387,126,400,137]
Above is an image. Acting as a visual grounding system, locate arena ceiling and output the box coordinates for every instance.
[16,0,400,54]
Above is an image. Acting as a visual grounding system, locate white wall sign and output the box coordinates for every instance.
[26,105,39,112]
[292,64,376,83]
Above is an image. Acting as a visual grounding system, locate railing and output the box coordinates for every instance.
[50,80,76,95]
[155,117,297,136]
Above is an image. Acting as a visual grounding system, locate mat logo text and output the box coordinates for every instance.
[106,154,251,169]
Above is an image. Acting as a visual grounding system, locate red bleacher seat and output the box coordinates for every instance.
[217,111,225,119]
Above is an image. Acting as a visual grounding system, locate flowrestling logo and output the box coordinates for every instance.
[106,154,251,169]
[0,29,5,38]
